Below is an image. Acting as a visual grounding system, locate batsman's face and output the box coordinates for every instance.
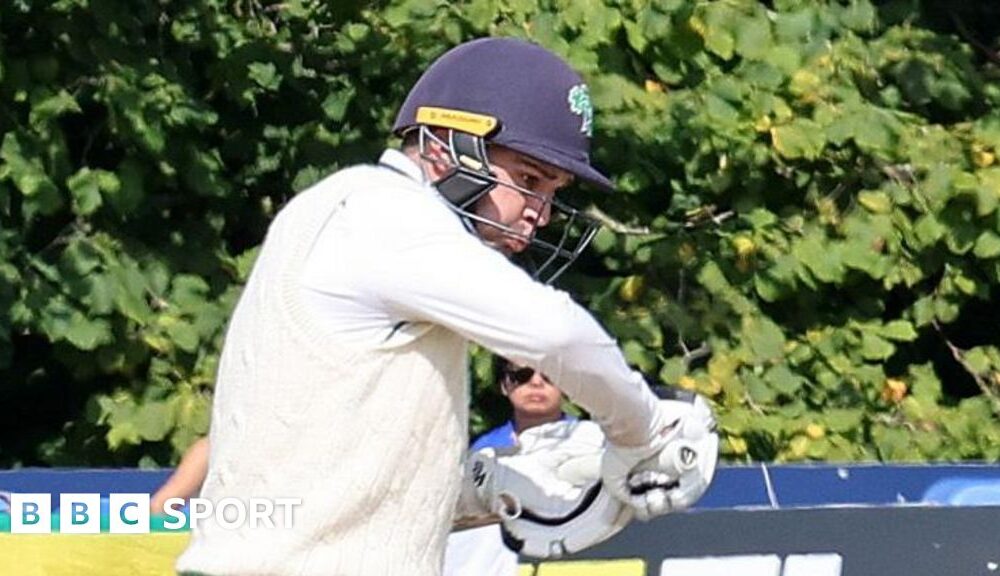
[473,147,572,255]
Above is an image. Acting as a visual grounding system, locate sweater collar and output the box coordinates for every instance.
[378,149,427,185]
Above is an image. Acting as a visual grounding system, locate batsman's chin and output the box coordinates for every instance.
[503,236,530,255]
[488,236,529,257]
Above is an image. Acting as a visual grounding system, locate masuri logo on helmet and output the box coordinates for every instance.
[393,37,610,283]
[414,107,499,138]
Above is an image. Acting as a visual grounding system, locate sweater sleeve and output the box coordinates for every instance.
[357,207,663,449]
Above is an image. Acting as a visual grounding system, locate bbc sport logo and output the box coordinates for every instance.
[6,493,301,533]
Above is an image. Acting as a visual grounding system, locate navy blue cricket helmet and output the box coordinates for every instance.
[392,37,609,283]
[392,37,614,191]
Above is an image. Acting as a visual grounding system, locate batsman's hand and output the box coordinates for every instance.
[454,420,633,558]
[600,389,718,521]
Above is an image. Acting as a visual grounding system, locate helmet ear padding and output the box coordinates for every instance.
[434,130,496,208]
[435,168,495,208]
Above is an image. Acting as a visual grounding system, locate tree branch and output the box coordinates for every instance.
[932,320,1000,408]
[949,11,1000,66]
[675,268,711,368]
[584,206,652,235]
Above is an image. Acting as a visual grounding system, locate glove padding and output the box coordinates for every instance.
[454,420,632,559]
[601,389,719,521]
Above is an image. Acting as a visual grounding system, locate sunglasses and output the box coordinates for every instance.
[501,366,546,387]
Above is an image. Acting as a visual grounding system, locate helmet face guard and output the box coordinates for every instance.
[393,38,614,283]
[414,125,600,284]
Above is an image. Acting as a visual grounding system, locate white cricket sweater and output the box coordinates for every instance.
[175,169,469,575]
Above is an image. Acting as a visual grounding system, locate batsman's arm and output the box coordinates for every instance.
[367,232,664,450]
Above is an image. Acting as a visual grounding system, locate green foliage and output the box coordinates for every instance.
[1,0,999,465]
[0,0,412,465]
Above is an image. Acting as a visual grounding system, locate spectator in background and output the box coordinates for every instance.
[443,357,577,576]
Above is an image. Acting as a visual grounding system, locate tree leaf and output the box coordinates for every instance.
[745,371,776,403]
[29,90,81,130]
[63,313,113,351]
[743,316,785,363]
[735,12,772,60]
[858,190,892,214]
[877,320,918,342]
[771,120,826,160]
[248,62,282,90]
[974,232,1000,259]
[321,86,355,122]
[108,262,152,325]
[794,232,843,283]
[135,401,175,442]
[67,168,119,216]
[765,364,805,396]
[0,132,62,215]
[861,332,895,361]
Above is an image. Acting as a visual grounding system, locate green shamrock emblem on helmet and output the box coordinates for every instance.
[567,84,593,137]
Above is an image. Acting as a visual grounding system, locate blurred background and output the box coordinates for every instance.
[0,0,998,469]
